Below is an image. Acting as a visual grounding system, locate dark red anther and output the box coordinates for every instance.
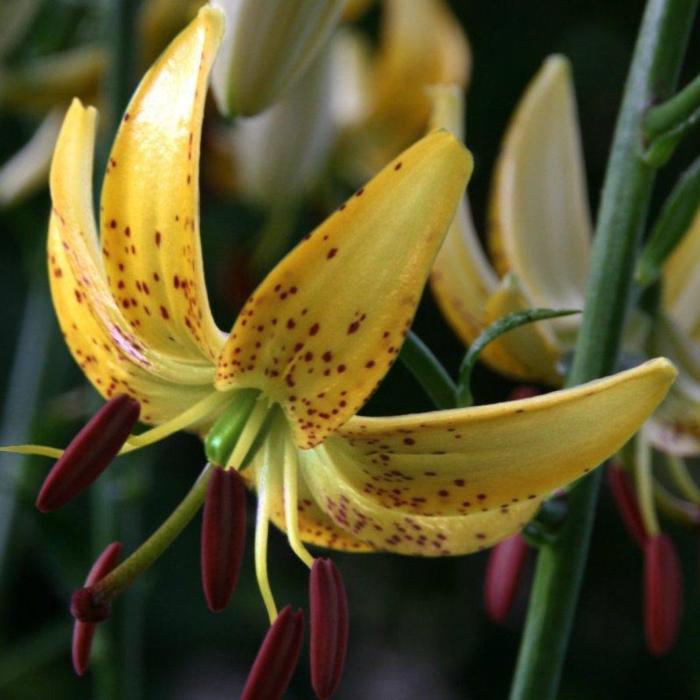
[508,386,540,400]
[36,395,140,512]
[607,463,647,547]
[644,534,683,656]
[241,606,304,700]
[484,533,529,623]
[71,542,122,675]
[310,558,349,699]
[201,466,247,612]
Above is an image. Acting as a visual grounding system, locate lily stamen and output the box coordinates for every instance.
[633,436,661,537]
[255,457,278,624]
[283,434,315,569]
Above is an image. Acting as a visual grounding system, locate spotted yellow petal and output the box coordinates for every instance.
[478,275,564,385]
[333,358,675,514]
[428,85,499,348]
[100,5,226,366]
[489,56,591,342]
[301,442,541,555]
[663,206,700,340]
[242,438,375,553]
[49,101,214,424]
[216,131,472,448]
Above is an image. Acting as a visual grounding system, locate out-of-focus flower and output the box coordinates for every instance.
[212,0,346,117]
[336,0,470,180]
[6,6,677,695]
[430,57,700,459]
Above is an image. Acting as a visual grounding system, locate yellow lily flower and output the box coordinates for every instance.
[29,5,677,629]
[430,57,700,456]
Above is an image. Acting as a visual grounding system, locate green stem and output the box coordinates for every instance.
[398,331,456,410]
[645,70,700,138]
[93,464,214,602]
[509,2,697,698]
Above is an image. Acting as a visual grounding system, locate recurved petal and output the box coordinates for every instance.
[216,131,472,448]
[49,101,214,424]
[663,206,700,340]
[489,56,591,341]
[100,5,226,365]
[300,444,541,555]
[243,434,375,553]
[480,275,564,385]
[428,85,499,349]
[330,359,675,516]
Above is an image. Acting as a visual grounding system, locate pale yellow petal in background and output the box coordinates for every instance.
[212,0,345,117]
[489,55,591,343]
[101,6,226,365]
[480,275,564,385]
[216,132,472,448]
[663,206,700,341]
[644,314,700,456]
[428,85,499,348]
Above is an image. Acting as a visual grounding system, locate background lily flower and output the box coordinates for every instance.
[430,57,700,459]
[212,0,346,117]
[13,2,676,646]
[335,0,470,181]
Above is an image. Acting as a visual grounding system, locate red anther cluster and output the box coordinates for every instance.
[484,533,529,623]
[607,463,647,547]
[71,542,123,675]
[310,558,349,699]
[644,534,683,656]
[36,395,140,512]
[241,605,305,700]
[201,466,247,612]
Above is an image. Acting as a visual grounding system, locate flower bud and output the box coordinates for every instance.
[241,606,304,700]
[310,558,349,699]
[71,542,122,675]
[212,0,345,117]
[644,534,683,656]
[608,463,647,547]
[483,533,529,623]
[201,467,247,612]
[36,395,139,512]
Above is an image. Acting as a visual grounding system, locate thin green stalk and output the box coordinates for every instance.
[398,331,456,410]
[509,2,698,698]
[93,464,214,602]
[645,70,700,138]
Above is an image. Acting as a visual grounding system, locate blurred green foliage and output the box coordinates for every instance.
[1,1,700,699]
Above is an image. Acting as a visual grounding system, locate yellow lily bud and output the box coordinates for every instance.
[211,0,346,117]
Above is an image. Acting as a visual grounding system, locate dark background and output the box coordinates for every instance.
[1,1,699,698]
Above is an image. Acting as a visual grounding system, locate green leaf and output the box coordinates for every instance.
[456,308,580,407]
[636,154,700,286]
